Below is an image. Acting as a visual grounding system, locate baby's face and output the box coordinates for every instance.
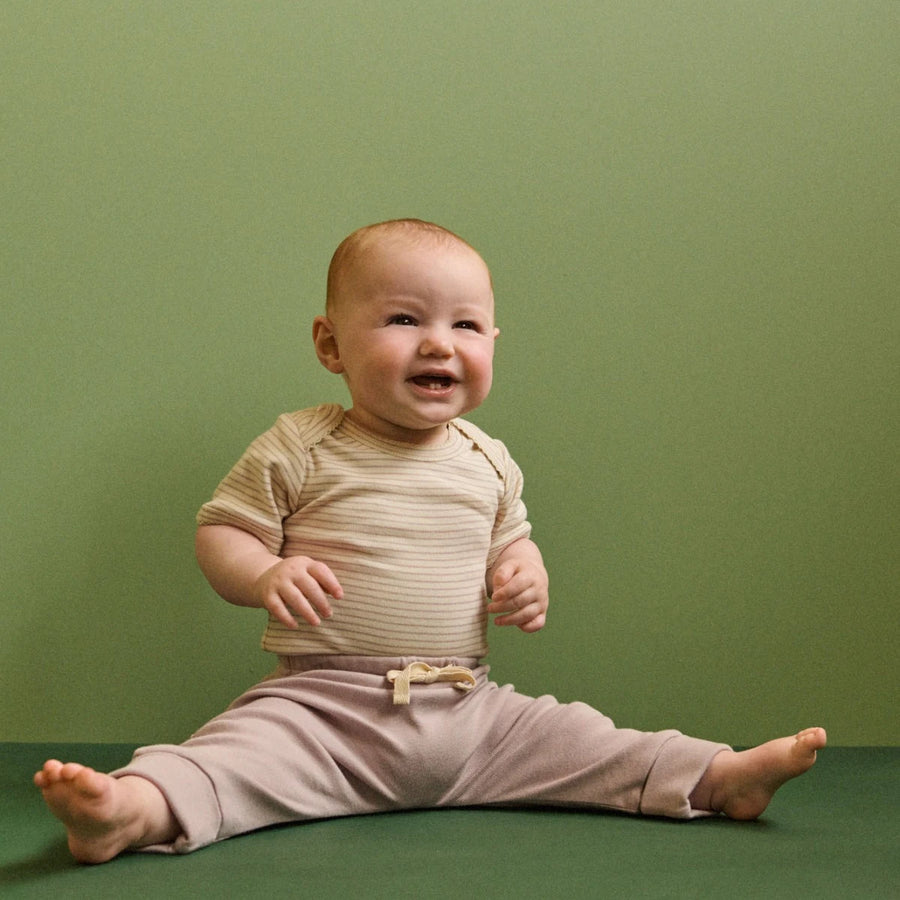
[322,238,498,446]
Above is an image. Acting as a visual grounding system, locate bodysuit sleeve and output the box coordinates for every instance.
[486,440,532,569]
[196,413,311,555]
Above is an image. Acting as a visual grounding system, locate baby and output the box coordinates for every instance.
[35,218,826,863]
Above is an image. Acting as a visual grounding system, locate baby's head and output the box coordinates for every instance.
[313,219,498,446]
[325,218,492,316]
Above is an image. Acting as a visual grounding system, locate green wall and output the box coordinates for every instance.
[2,1,897,746]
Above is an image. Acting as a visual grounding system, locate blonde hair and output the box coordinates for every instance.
[326,219,486,312]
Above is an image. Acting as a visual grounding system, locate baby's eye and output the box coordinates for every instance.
[387,314,417,326]
[454,320,481,331]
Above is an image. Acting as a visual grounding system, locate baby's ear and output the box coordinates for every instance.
[312,316,344,373]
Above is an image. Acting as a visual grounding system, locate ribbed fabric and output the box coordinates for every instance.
[196,405,531,657]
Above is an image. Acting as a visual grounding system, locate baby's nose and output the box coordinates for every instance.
[419,330,454,356]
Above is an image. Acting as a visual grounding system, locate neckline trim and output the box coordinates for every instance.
[337,409,467,460]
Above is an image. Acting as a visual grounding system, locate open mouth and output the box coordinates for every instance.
[410,374,455,390]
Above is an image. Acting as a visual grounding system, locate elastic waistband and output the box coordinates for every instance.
[274,654,483,677]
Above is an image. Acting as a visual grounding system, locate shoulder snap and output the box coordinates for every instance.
[281,404,345,451]
[450,418,508,479]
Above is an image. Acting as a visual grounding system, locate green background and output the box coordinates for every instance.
[2,1,897,746]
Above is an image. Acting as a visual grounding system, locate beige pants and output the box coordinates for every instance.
[115,656,729,854]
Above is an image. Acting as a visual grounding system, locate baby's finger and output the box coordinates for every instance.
[293,571,338,620]
[264,592,302,629]
[308,560,344,600]
[488,576,533,613]
[490,561,518,593]
[518,610,547,633]
[491,597,539,628]
[285,593,327,627]
[280,579,332,626]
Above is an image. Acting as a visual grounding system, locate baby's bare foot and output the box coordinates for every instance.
[692,727,827,820]
[34,760,175,863]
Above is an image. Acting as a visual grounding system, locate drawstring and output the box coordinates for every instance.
[386,662,477,705]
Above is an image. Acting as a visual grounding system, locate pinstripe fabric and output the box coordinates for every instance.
[197,404,531,657]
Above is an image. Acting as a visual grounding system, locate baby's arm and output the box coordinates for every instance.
[485,537,549,633]
[195,524,343,628]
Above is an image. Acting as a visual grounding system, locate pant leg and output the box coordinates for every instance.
[112,656,484,853]
[438,680,729,819]
[115,659,730,854]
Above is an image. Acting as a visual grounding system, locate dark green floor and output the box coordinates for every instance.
[2,743,897,899]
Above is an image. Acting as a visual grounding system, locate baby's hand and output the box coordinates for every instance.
[253,556,343,628]
[487,557,549,634]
